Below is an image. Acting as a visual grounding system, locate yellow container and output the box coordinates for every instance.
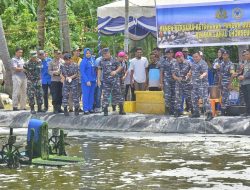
[135,91,165,114]
[124,101,136,113]
[136,102,165,114]
[135,91,164,103]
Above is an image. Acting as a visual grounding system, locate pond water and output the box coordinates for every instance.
[1,130,250,190]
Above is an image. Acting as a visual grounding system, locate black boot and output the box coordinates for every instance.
[30,105,36,114]
[205,111,213,121]
[53,105,59,114]
[64,107,69,116]
[75,107,79,116]
[221,108,227,116]
[174,110,181,118]
[119,104,126,115]
[165,106,169,115]
[112,105,116,112]
[57,105,63,113]
[189,111,200,118]
[104,107,108,116]
[37,104,45,113]
[44,107,48,112]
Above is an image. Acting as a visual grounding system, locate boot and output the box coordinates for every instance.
[104,107,108,116]
[53,105,59,114]
[44,107,48,112]
[221,108,227,116]
[189,111,200,118]
[30,105,36,114]
[75,107,79,116]
[112,105,116,112]
[169,109,175,116]
[119,104,126,115]
[57,105,63,113]
[174,111,181,118]
[64,107,69,116]
[13,107,19,111]
[205,111,213,121]
[165,106,169,115]
[37,104,45,113]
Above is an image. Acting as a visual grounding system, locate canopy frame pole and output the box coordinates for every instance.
[98,29,102,57]
[124,0,129,52]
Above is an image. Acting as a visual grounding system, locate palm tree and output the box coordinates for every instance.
[0,17,12,96]
[58,0,71,52]
[37,0,47,50]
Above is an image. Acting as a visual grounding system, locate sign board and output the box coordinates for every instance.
[156,1,250,48]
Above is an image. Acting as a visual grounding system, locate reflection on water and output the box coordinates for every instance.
[1,131,250,189]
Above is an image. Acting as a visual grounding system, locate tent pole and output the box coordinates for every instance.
[124,0,129,53]
[98,30,102,57]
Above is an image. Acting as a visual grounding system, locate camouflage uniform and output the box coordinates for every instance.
[172,60,193,113]
[161,57,176,114]
[213,58,223,85]
[60,62,80,108]
[119,61,126,96]
[24,60,43,106]
[99,58,124,108]
[220,60,232,109]
[191,59,211,113]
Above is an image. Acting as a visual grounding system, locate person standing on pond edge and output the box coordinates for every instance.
[172,52,193,117]
[38,50,52,112]
[60,53,80,116]
[160,48,176,115]
[238,49,250,116]
[48,50,64,114]
[23,51,44,114]
[98,48,125,116]
[212,48,225,85]
[219,50,234,116]
[0,58,6,109]
[147,52,161,91]
[130,47,149,91]
[80,48,97,115]
[190,52,213,121]
[124,53,135,101]
[11,47,27,111]
[70,46,83,112]
[112,51,126,112]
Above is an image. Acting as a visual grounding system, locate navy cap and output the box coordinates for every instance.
[223,50,230,55]
[102,48,110,54]
[30,50,37,57]
[165,48,173,53]
[182,47,189,52]
[63,53,72,60]
[38,50,45,55]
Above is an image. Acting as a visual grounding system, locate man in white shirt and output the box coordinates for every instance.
[0,57,6,109]
[11,47,27,111]
[0,58,5,85]
[130,47,149,91]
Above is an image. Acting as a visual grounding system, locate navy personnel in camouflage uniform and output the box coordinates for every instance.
[219,50,234,115]
[238,49,250,116]
[97,48,125,116]
[60,53,80,116]
[112,51,126,112]
[23,51,44,114]
[172,52,193,117]
[190,52,213,121]
[160,48,176,115]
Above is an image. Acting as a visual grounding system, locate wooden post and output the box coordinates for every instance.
[59,130,66,156]
[9,128,13,136]
[28,129,35,162]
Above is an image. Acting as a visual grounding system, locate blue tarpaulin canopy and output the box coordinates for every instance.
[97,0,156,40]
[97,0,230,40]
